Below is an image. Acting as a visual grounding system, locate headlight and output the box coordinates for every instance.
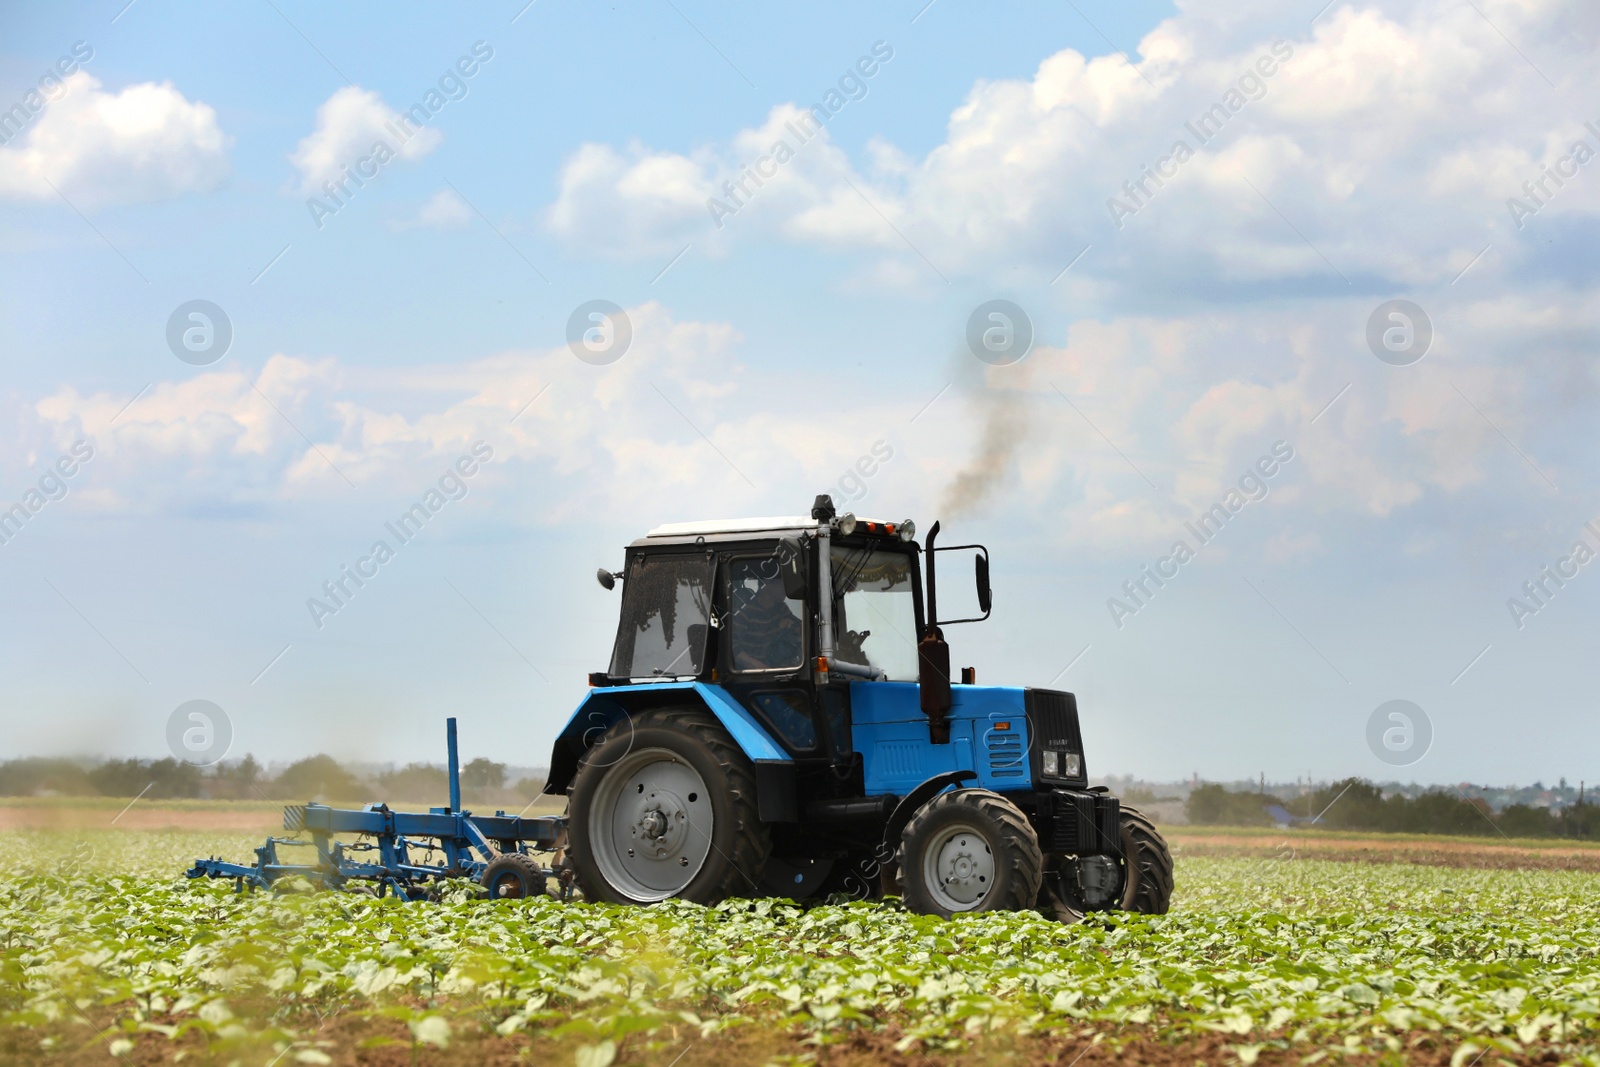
[1040,750,1081,779]
[898,519,916,541]
[836,512,857,535]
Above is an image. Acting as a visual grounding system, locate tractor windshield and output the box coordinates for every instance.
[609,552,716,680]
[830,545,919,681]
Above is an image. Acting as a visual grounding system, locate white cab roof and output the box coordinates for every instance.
[646,516,817,538]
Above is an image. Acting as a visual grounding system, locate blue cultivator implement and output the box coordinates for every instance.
[186,719,566,900]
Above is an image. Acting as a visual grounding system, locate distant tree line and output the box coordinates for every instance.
[1187,779,1600,839]
[0,754,545,806]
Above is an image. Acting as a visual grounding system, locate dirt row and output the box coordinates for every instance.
[0,797,566,833]
[0,804,284,832]
[1168,828,1600,872]
[7,1013,1578,1067]
[5,801,1598,873]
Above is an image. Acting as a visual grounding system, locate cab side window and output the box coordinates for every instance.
[727,557,804,672]
[750,691,816,751]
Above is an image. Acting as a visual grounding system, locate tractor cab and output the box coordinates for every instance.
[595,498,931,762]
[590,495,991,759]
[550,495,1174,920]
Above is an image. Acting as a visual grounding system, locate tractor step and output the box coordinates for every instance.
[804,795,897,823]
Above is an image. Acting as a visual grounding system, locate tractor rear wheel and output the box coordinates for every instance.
[481,853,548,900]
[1117,804,1174,914]
[896,788,1043,918]
[568,708,770,906]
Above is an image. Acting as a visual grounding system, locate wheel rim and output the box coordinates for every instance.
[587,746,713,902]
[921,821,995,912]
[490,873,528,898]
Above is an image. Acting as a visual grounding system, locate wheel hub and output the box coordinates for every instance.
[631,791,690,856]
[923,824,995,911]
[588,749,714,902]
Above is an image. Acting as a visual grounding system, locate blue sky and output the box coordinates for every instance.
[2,0,1598,786]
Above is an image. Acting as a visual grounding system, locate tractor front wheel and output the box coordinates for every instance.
[568,709,770,906]
[1039,804,1176,917]
[896,788,1043,918]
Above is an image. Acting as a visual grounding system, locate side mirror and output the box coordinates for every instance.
[924,541,991,625]
[975,553,991,615]
[777,536,807,601]
[596,568,617,591]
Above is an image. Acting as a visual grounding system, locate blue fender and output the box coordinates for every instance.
[545,683,793,814]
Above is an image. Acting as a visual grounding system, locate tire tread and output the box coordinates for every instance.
[1118,803,1174,914]
[897,788,1043,916]
[481,852,548,899]
[570,707,771,904]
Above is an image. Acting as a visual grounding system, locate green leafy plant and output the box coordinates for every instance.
[3,829,1600,1060]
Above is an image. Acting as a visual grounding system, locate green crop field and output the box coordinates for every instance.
[3,828,1599,1066]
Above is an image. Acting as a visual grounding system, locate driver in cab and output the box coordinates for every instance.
[730,573,803,671]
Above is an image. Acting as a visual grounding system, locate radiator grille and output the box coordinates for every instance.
[985,730,1026,778]
[1024,687,1087,785]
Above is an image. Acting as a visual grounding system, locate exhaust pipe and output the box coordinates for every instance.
[918,521,952,743]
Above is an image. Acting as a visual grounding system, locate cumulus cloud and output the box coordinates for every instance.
[546,103,901,260]
[20,286,1583,563]
[0,72,229,208]
[289,86,441,195]
[903,279,1593,556]
[545,142,713,257]
[25,305,884,522]
[542,0,1600,292]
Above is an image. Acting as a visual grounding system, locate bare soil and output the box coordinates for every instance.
[0,802,283,832]
[1167,826,1600,871]
[0,796,566,832]
[3,1013,1576,1067]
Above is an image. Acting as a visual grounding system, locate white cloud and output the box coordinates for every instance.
[0,72,229,208]
[27,305,786,517]
[545,105,892,259]
[289,86,441,195]
[391,188,472,230]
[22,293,1584,558]
[541,0,1600,291]
[545,141,716,257]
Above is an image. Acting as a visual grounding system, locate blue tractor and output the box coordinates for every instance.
[548,495,1173,920]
